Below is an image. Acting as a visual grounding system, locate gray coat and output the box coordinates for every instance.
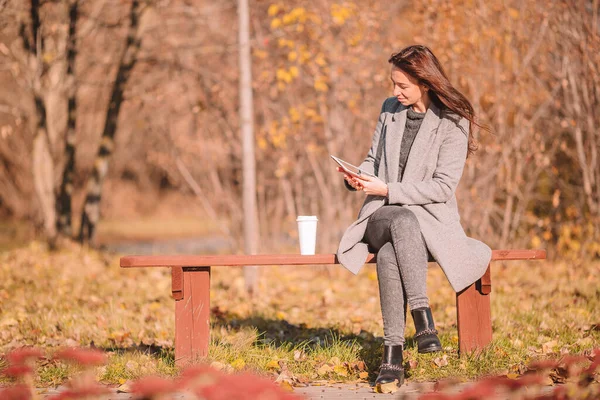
[336,97,492,293]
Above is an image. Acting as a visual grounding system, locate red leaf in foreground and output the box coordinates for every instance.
[453,381,496,400]
[558,355,588,368]
[1,364,34,378]
[532,385,567,400]
[177,364,223,389]
[0,384,32,400]
[53,348,107,366]
[46,385,111,400]
[528,359,559,370]
[6,348,44,366]
[129,376,177,397]
[418,392,451,400]
[484,374,544,391]
[193,372,305,400]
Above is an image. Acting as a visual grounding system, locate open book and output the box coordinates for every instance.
[330,155,375,179]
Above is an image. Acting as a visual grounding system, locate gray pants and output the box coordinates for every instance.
[364,206,430,346]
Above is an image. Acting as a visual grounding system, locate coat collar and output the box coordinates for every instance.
[385,101,442,182]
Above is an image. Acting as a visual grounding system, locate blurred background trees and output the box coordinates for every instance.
[0,0,598,261]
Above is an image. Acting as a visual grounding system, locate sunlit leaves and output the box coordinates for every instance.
[330,3,354,25]
[313,76,328,92]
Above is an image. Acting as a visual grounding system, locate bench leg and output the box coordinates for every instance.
[456,264,492,355]
[174,266,211,366]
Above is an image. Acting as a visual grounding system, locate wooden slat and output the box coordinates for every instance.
[120,249,545,268]
[490,249,546,260]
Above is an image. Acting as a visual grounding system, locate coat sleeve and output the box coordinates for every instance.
[343,99,389,192]
[359,99,391,175]
[386,118,469,205]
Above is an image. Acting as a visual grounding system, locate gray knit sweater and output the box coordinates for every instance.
[398,107,425,181]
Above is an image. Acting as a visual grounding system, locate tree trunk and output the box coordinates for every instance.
[56,0,78,237]
[32,97,57,242]
[24,0,57,243]
[238,0,259,294]
[79,0,142,244]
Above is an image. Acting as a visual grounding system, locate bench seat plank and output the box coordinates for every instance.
[120,249,546,268]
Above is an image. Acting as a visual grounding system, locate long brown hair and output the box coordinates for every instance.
[388,45,482,156]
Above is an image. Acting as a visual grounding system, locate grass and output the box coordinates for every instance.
[0,242,598,388]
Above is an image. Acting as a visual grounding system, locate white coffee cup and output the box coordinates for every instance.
[296,216,318,255]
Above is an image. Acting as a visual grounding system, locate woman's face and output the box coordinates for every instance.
[390,66,428,107]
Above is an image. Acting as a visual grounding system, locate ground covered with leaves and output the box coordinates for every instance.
[0,242,598,388]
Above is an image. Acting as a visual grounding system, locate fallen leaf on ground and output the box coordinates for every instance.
[434,354,449,367]
[317,364,333,376]
[375,381,398,393]
[279,381,294,392]
[333,364,348,377]
[542,340,558,354]
[116,381,132,393]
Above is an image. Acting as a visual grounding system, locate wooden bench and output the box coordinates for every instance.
[120,250,546,366]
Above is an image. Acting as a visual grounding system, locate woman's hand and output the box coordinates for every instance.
[336,167,364,190]
[356,174,388,197]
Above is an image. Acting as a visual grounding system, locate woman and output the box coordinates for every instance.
[336,45,492,389]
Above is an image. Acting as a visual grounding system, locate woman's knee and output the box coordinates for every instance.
[390,208,420,232]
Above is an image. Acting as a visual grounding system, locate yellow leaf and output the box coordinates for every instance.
[315,55,326,67]
[359,371,369,380]
[300,51,310,63]
[258,137,267,150]
[289,66,299,78]
[289,107,300,123]
[314,78,328,92]
[367,271,377,281]
[507,373,519,379]
[508,8,519,19]
[270,18,282,29]
[282,13,295,25]
[279,381,294,392]
[375,380,399,393]
[231,358,246,370]
[317,364,333,376]
[288,51,298,62]
[266,359,280,370]
[267,4,280,17]
[253,49,267,59]
[333,365,348,376]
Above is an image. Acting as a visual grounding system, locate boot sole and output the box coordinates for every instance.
[418,345,443,354]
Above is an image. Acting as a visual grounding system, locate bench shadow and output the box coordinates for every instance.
[210,307,421,379]
[92,341,173,358]
[91,310,422,380]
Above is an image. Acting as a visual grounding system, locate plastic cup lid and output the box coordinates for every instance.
[296,216,318,221]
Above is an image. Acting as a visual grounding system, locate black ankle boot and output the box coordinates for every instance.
[411,307,442,353]
[375,345,404,389]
